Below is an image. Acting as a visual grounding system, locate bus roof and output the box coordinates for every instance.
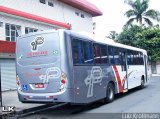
[17,29,147,55]
[66,30,147,55]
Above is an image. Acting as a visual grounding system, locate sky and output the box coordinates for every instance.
[87,0,160,36]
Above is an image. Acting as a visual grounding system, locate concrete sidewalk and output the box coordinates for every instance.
[151,74,160,80]
[0,90,48,116]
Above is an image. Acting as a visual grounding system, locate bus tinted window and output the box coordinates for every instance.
[129,50,134,65]
[71,39,83,65]
[83,41,93,64]
[119,48,126,66]
[139,52,144,65]
[108,46,114,64]
[134,51,139,65]
[101,45,108,64]
[93,43,101,64]
[127,50,132,65]
[114,47,120,65]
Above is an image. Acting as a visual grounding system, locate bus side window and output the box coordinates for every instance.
[140,52,144,65]
[100,45,108,64]
[134,51,139,65]
[114,47,120,65]
[127,50,131,65]
[71,39,83,65]
[130,50,134,65]
[93,43,101,64]
[83,41,93,64]
[108,46,114,64]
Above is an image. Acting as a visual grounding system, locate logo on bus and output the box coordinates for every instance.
[85,66,103,98]
[39,67,61,83]
[31,37,44,51]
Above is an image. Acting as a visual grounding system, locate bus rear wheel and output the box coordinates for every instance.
[105,83,115,103]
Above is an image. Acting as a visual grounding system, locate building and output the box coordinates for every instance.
[0,0,102,91]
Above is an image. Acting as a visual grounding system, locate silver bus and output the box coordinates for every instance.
[16,29,150,104]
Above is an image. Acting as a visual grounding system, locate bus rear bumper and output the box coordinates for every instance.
[17,88,71,103]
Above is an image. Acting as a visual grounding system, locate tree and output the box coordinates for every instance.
[117,25,143,46]
[136,28,160,61]
[106,31,118,41]
[117,25,160,61]
[124,0,160,27]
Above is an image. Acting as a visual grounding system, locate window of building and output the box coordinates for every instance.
[39,0,46,4]
[83,41,93,64]
[81,14,85,18]
[48,1,54,7]
[75,12,79,16]
[5,23,21,42]
[25,27,38,34]
[71,39,84,65]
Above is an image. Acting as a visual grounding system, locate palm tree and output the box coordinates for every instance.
[124,0,160,26]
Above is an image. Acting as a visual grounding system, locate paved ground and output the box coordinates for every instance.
[0,90,45,115]
[16,76,160,119]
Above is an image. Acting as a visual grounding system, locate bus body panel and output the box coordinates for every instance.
[16,31,74,103]
[73,65,117,103]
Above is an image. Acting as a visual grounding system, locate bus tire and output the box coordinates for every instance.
[140,76,145,89]
[105,83,115,103]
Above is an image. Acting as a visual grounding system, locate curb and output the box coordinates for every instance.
[1,104,53,118]
[1,103,67,118]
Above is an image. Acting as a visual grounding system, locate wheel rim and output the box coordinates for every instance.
[108,87,113,100]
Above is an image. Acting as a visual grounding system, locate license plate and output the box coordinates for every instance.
[35,83,44,88]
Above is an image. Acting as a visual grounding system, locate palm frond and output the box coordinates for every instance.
[144,9,160,21]
[143,17,153,26]
[125,18,136,27]
[124,0,136,9]
[124,9,137,18]
[139,0,149,14]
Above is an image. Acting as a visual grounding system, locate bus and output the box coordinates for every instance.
[16,29,150,104]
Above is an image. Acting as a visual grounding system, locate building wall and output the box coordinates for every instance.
[0,14,55,40]
[0,0,93,33]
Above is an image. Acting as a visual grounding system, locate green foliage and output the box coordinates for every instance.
[106,31,118,41]
[117,25,143,46]
[124,0,160,26]
[117,25,160,61]
[136,28,160,61]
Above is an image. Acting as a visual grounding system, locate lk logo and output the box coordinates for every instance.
[31,37,44,51]
[2,106,16,112]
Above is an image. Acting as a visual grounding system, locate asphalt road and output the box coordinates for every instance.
[19,76,160,119]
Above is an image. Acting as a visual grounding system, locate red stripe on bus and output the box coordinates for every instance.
[113,65,123,93]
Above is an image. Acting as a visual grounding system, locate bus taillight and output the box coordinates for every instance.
[61,79,65,84]
[59,72,67,91]
[16,75,20,86]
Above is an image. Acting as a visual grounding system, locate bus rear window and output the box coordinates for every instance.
[16,32,60,64]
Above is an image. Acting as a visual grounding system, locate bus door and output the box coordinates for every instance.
[120,50,128,91]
